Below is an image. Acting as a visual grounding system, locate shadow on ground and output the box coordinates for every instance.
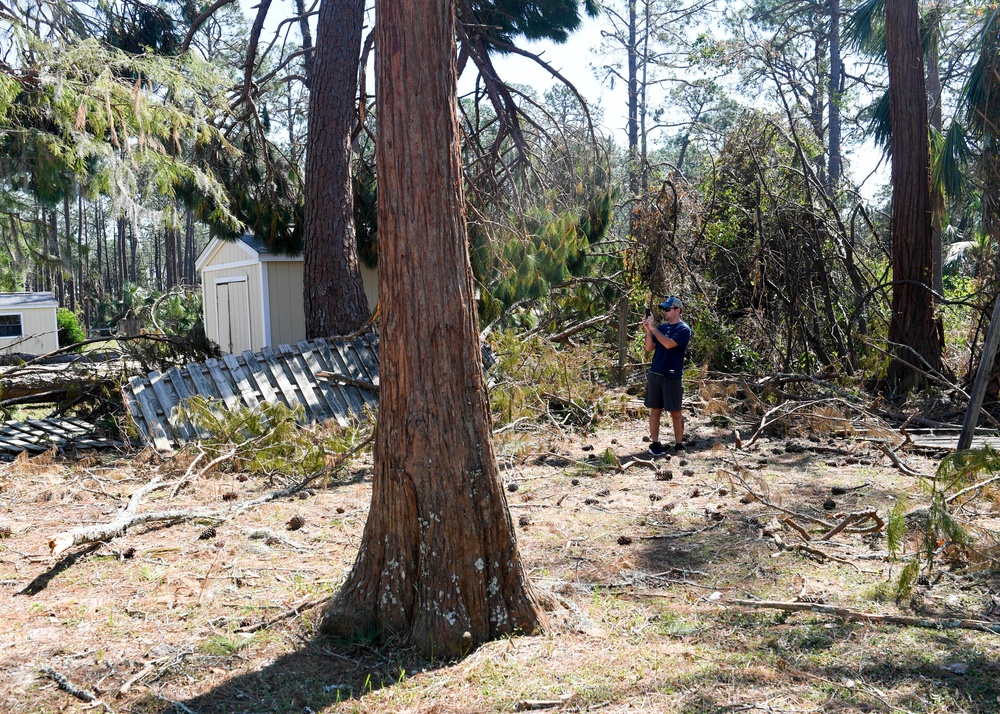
[136,635,438,714]
[672,623,1000,713]
[628,435,898,583]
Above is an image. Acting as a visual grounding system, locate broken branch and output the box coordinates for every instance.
[39,666,113,712]
[236,598,325,633]
[876,443,927,478]
[729,599,1000,635]
[46,434,374,555]
[782,517,812,542]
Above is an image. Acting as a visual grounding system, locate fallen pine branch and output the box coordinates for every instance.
[117,661,155,697]
[548,308,617,343]
[49,507,223,555]
[39,666,114,713]
[820,510,884,541]
[47,434,374,555]
[516,698,572,711]
[786,544,861,572]
[728,599,1000,635]
[243,528,311,552]
[765,522,860,571]
[639,521,725,540]
[618,457,658,473]
[170,448,236,499]
[236,598,325,633]
[151,693,197,714]
[48,476,169,555]
[782,517,812,542]
[745,399,846,449]
[876,444,927,478]
[946,473,1000,504]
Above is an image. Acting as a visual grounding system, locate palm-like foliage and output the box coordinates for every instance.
[961,9,1000,240]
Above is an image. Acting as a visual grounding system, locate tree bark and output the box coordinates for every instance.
[926,19,944,298]
[885,0,941,387]
[827,0,842,191]
[626,0,639,196]
[185,209,196,284]
[294,0,314,87]
[321,0,547,657]
[63,189,74,311]
[302,0,370,338]
[50,210,63,306]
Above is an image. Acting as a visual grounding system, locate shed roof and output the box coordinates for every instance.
[238,234,302,259]
[238,234,271,254]
[195,234,302,273]
[0,292,58,309]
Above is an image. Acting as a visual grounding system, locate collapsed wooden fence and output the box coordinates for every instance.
[123,335,381,451]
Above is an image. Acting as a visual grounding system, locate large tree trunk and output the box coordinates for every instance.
[885,0,941,387]
[302,0,370,338]
[926,19,944,297]
[827,0,842,191]
[321,0,547,657]
[50,210,63,306]
[63,189,74,311]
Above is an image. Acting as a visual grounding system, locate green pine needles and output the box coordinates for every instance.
[893,446,1000,598]
[175,396,362,482]
[2,34,241,233]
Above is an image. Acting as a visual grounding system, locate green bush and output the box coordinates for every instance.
[57,308,86,349]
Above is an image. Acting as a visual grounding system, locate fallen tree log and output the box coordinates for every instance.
[729,599,1000,635]
[48,507,225,555]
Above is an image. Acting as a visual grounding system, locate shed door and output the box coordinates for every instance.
[216,278,251,354]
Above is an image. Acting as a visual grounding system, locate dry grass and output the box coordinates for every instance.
[1,411,999,714]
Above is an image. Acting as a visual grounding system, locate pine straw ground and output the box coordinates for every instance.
[1,410,999,714]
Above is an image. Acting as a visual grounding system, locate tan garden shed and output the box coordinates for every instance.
[0,292,59,355]
[196,235,377,354]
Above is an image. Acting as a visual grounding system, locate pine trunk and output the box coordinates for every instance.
[63,190,74,311]
[321,0,547,657]
[885,0,941,387]
[50,210,63,306]
[827,0,842,191]
[185,210,196,284]
[302,0,370,338]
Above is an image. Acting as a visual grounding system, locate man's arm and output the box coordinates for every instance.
[643,316,657,352]
[648,325,678,350]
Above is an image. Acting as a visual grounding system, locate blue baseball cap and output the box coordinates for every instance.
[658,296,683,310]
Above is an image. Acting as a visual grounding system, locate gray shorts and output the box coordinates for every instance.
[645,372,683,412]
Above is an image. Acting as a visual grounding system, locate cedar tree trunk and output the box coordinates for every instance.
[885,0,941,387]
[303,0,370,338]
[320,0,548,657]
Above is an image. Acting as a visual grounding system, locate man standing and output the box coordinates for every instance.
[643,296,691,456]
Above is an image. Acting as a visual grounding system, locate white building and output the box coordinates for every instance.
[196,235,377,354]
[0,292,59,355]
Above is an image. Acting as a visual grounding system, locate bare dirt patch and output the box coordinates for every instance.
[1,414,998,713]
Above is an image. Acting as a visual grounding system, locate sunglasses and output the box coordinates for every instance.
[662,306,679,312]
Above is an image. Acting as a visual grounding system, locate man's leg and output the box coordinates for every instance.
[663,378,684,447]
[649,408,662,443]
[669,410,684,445]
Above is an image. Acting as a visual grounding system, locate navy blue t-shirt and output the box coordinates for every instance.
[650,320,691,378]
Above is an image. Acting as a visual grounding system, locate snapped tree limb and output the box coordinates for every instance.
[729,599,1000,635]
[46,434,373,555]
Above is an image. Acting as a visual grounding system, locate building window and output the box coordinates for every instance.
[0,314,22,338]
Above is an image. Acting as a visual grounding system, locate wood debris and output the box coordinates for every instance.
[730,599,1000,635]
